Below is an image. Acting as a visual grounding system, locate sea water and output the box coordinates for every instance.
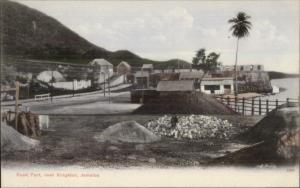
[261,78,299,101]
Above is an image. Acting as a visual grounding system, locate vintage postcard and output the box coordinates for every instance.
[1,0,299,187]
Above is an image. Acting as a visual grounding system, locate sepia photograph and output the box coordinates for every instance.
[1,0,299,187]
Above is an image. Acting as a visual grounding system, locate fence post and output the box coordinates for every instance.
[251,98,254,115]
[51,70,53,102]
[8,110,11,121]
[227,96,230,106]
[276,99,278,109]
[266,99,269,114]
[286,98,289,107]
[242,97,245,115]
[259,98,261,115]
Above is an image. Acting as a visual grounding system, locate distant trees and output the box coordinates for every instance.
[228,12,252,95]
[192,48,221,91]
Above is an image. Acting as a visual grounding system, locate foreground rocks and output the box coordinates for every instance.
[146,115,242,140]
[213,106,300,165]
[1,122,39,152]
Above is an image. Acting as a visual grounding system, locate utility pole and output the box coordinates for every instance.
[103,72,106,97]
[15,81,20,130]
[27,81,30,99]
[51,69,53,102]
[141,66,144,104]
[108,70,111,104]
[72,79,75,97]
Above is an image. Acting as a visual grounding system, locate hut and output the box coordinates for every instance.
[134,71,150,89]
[89,59,113,74]
[117,61,131,75]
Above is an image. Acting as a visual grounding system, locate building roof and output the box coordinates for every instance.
[142,64,153,69]
[179,71,204,79]
[135,71,150,77]
[117,61,131,68]
[201,77,234,85]
[202,77,233,81]
[157,80,194,92]
[89,59,113,67]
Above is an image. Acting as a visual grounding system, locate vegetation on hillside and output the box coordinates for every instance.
[1,0,190,68]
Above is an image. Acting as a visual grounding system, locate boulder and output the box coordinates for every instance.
[214,106,300,165]
[94,121,160,144]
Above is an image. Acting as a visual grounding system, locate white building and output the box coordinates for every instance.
[37,70,65,83]
[52,80,91,90]
[89,59,114,84]
[89,59,113,74]
[142,64,154,73]
[200,77,234,95]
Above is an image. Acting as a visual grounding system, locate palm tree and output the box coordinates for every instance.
[228,12,252,96]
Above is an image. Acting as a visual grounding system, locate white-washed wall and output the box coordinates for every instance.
[53,80,91,90]
[201,84,233,95]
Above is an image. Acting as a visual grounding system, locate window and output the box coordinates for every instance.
[224,85,231,89]
[204,85,220,90]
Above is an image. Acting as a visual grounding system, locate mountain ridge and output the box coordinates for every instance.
[1,0,191,68]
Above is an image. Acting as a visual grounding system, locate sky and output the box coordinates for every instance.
[16,0,299,73]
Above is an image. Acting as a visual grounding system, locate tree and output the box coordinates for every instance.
[228,12,252,96]
[192,48,221,92]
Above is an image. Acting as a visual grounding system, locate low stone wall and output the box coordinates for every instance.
[53,80,91,90]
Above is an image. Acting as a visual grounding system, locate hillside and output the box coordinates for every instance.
[268,71,299,80]
[1,0,191,68]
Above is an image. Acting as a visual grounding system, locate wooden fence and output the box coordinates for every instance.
[215,96,299,116]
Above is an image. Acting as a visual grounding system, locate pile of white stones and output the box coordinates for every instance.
[146,115,239,140]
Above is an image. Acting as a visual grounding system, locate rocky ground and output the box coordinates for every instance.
[1,114,263,168]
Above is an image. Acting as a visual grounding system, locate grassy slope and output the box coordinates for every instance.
[2,0,190,68]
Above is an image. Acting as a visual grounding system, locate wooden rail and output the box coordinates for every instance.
[215,96,298,116]
[34,93,50,101]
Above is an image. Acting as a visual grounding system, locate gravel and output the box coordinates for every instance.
[1,122,39,152]
[146,115,243,140]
